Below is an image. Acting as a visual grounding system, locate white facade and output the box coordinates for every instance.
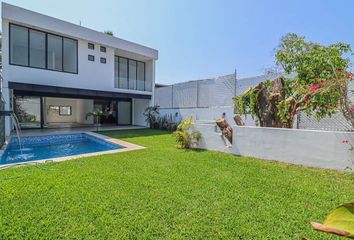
[1,3,158,135]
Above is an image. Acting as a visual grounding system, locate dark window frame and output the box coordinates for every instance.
[88,43,95,50]
[9,24,29,66]
[100,57,106,64]
[9,23,78,74]
[59,106,72,116]
[63,37,78,73]
[47,33,63,71]
[114,55,146,91]
[88,55,95,61]
[118,57,128,89]
[48,105,72,116]
[100,46,106,53]
[29,29,46,69]
[128,59,137,90]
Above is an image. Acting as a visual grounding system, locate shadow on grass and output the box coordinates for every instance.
[175,147,207,153]
[97,128,172,139]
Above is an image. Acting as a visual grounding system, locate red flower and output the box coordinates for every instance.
[352,107,354,112]
[336,70,341,75]
[325,104,332,109]
[310,85,319,92]
[342,140,349,144]
[345,73,354,79]
[309,82,326,92]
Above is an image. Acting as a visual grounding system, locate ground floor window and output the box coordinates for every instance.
[48,105,72,116]
[14,96,42,129]
[12,95,134,129]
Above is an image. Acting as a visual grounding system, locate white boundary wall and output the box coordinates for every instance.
[191,124,232,153]
[159,107,233,126]
[194,123,354,171]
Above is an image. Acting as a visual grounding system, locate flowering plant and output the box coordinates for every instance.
[235,33,354,128]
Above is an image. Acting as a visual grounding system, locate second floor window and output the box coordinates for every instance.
[47,34,63,71]
[29,29,46,68]
[9,23,78,74]
[114,56,147,91]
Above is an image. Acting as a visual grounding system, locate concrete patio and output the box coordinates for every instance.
[12,125,147,137]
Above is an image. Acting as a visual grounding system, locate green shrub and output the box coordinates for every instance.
[158,114,179,131]
[173,116,201,148]
[143,106,160,129]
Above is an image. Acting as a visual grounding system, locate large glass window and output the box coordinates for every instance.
[129,60,137,90]
[63,38,77,73]
[137,61,145,91]
[10,25,28,66]
[29,30,46,68]
[9,24,78,74]
[14,96,41,129]
[47,34,63,71]
[114,56,146,91]
[118,57,128,89]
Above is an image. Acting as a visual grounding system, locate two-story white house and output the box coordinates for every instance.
[1,2,158,136]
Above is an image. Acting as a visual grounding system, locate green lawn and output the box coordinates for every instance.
[0,129,353,239]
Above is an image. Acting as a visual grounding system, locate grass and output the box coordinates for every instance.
[0,129,353,239]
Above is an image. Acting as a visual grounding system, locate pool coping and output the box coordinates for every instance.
[0,132,145,170]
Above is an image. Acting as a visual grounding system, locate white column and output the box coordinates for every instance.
[3,87,12,137]
[150,59,156,107]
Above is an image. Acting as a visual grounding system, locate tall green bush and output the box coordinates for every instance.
[173,116,201,149]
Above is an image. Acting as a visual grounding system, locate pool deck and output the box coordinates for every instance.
[14,125,146,137]
[1,126,146,169]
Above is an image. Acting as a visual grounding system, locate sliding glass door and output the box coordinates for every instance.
[14,96,42,129]
[93,100,118,125]
[117,100,131,125]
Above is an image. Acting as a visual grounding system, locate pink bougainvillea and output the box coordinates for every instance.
[310,85,319,92]
[309,82,326,92]
[345,72,354,79]
[325,104,332,109]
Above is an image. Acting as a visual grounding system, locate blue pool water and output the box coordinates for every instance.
[0,133,123,165]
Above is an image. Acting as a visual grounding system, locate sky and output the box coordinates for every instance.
[1,0,354,84]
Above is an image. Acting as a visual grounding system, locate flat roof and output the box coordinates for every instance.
[2,2,158,60]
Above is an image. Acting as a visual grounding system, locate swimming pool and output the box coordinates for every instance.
[0,133,123,165]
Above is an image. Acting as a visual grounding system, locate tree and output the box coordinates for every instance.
[234,33,354,128]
